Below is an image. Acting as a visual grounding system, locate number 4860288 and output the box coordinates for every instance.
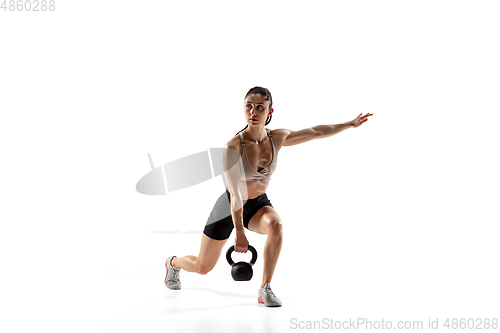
[1,0,56,11]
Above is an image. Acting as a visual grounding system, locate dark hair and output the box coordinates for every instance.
[235,86,273,136]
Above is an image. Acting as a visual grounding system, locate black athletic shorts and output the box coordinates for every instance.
[203,189,273,240]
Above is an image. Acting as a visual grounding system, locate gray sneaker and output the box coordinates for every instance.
[165,256,181,290]
[258,283,282,307]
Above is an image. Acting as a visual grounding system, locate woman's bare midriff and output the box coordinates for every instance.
[239,180,269,200]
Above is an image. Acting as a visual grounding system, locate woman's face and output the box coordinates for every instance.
[244,94,273,126]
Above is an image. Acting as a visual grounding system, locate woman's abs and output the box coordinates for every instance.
[238,181,269,200]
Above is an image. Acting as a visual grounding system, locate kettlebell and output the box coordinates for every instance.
[226,245,258,281]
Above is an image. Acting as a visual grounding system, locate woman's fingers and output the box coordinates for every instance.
[235,244,248,253]
[235,247,248,253]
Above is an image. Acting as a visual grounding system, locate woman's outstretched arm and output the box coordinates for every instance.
[278,113,373,146]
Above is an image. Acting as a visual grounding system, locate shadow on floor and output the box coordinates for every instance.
[180,287,255,299]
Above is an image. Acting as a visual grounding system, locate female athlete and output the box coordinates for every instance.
[165,86,373,307]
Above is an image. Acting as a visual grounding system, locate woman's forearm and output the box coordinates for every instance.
[229,191,245,232]
[312,121,354,139]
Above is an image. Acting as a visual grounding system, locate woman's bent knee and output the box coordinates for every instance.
[195,262,215,275]
[268,220,283,238]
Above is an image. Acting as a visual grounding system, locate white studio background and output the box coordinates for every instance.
[1,1,499,333]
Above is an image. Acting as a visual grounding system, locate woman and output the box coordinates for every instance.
[164,86,373,307]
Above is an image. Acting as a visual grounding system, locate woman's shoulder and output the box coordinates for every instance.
[268,128,290,136]
[267,128,286,139]
[225,134,242,152]
[223,135,243,167]
[267,128,289,150]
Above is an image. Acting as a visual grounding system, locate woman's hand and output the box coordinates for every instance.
[235,230,249,253]
[350,113,373,128]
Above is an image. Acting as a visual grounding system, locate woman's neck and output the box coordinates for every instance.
[243,126,267,143]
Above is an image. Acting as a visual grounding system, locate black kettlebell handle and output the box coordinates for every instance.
[226,245,258,267]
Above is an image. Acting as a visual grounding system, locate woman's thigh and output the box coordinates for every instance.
[196,234,229,272]
[247,205,282,235]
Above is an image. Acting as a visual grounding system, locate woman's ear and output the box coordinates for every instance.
[268,108,274,116]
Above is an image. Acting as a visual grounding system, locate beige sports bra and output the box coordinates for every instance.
[238,128,278,183]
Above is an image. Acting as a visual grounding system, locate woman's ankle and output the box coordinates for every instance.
[171,256,178,268]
